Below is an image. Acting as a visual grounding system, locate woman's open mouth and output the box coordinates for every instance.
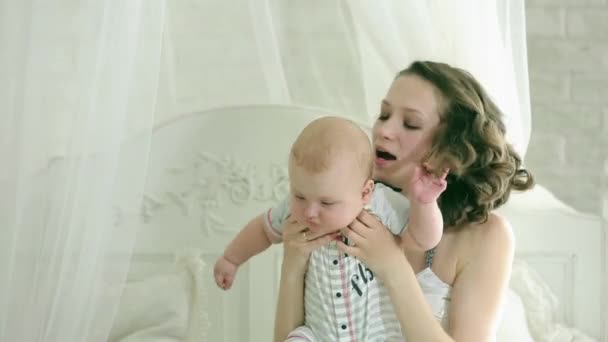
[375,149,396,167]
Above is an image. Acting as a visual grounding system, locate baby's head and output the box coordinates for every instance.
[288,116,374,235]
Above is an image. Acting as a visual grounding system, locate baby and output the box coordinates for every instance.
[214,116,446,340]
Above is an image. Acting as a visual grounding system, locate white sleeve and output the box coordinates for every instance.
[367,183,410,235]
[263,195,291,243]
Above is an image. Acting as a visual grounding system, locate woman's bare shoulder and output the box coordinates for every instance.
[477,212,513,240]
[452,212,515,271]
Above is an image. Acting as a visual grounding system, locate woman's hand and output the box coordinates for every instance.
[274,218,340,342]
[281,217,340,276]
[336,210,406,281]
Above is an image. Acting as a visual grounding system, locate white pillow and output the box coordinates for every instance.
[509,259,596,342]
[108,252,209,342]
[108,269,190,342]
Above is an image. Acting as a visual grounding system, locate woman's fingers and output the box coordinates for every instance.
[281,220,310,243]
[304,230,333,242]
[336,240,358,257]
[310,232,340,249]
[287,230,339,250]
[355,210,383,230]
[282,218,336,242]
[282,219,305,234]
[341,226,364,245]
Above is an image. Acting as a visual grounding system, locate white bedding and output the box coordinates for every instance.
[109,252,597,342]
[505,259,596,342]
[108,252,209,342]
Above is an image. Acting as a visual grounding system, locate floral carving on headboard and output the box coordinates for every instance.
[140,151,289,236]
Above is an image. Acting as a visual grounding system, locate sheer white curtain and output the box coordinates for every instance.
[0,1,166,341]
[348,0,531,157]
[163,0,531,157]
[158,2,532,339]
[0,1,531,341]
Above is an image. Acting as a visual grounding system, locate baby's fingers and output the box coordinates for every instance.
[222,276,234,290]
[214,273,226,289]
[422,162,449,178]
[433,178,447,189]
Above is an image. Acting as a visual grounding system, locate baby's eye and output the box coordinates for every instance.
[321,201,335,206]
[294,195,305,200]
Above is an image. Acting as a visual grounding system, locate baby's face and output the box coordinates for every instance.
[288,161,369,236]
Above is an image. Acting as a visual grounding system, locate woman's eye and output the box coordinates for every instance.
[378,112,389,120]
[403,122,420,130]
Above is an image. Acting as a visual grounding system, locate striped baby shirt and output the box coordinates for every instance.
[265,183,410,341]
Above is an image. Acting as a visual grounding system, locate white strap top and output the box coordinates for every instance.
[419,249,451,331]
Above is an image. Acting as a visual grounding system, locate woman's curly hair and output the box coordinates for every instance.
[399,61,534,229]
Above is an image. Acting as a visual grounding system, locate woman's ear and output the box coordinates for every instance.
[362,179,375,204]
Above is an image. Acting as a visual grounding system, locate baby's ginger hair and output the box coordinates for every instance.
[290,116,373,180]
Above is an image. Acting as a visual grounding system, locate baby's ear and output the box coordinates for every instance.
[362,180,375,204]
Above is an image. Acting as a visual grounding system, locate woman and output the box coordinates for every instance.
[274,61,534,341]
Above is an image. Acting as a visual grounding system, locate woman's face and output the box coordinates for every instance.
[372,74,442,191]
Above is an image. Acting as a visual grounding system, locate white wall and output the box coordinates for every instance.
[158,0,369,125]
[41,1,608,219]
[525,0,608,215]
[32,1,607,340]
[164,0,608,217]
[525,4,608,338]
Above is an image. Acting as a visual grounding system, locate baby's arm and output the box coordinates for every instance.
[223,214,273,265]
[401,164,447,251]
[400,201,443,252]
[214,214,274,290]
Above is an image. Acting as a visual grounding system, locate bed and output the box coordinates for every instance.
[107,105,606,341]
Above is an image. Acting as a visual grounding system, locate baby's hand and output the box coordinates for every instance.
[213,256,239,290]
[410,163,448,204]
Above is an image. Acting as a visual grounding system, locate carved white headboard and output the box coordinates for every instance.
[128,105,370,341]
[125,104,605,341]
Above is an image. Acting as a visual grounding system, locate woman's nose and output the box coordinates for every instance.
[376,118,397,140]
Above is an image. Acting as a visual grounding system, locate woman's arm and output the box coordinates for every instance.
[339,211,514,342]
[338,210,452,341]
[273,260,306,341]
[447,214,514,341]
[381,255,452,341]
[273,220,340,342]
